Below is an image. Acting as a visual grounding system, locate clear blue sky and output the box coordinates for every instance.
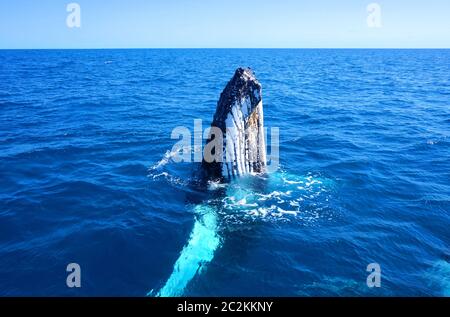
[0,0,449,48]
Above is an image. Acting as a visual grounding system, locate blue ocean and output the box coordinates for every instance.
[0,49,449,296]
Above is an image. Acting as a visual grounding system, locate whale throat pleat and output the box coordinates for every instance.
[203,68,267,180]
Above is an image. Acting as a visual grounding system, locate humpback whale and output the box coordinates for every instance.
[151,68,333,297]
[153,68,267,297]
[202,67,267,180]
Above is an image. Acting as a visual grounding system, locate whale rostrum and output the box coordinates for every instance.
[202,67,267,180]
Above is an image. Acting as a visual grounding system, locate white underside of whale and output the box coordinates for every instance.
[221,98,266,179]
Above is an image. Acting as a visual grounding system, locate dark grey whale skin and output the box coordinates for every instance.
[202,67,267,181]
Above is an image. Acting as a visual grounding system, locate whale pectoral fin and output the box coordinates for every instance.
[156,205,220,297]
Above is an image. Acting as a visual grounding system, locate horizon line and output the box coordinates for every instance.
[1,47,450,50]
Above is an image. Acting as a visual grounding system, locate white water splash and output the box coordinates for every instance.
[220,171,335,223]
[149,145,202,171]
[148,145,202,187]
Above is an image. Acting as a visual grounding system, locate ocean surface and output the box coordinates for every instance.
[0,49,449,296]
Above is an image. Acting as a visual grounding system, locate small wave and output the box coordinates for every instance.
[150,150,177,170]
[148,146,204,188]
[207,180,227,190]
[426,136,449,146]
[149,171,187,187]
[149,145,202,171]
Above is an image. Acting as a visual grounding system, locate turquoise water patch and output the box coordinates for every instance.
[426,260,450,296]
[155,204,220,297]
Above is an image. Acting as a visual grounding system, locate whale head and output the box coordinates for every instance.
[202,67,267,180]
